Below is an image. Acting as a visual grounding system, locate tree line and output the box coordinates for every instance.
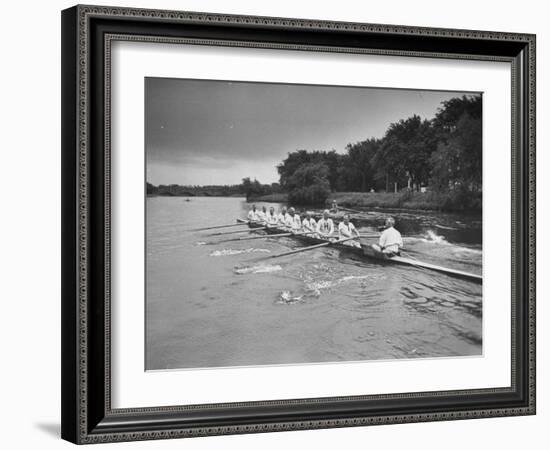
[146,181,280,197]
[276,95,482,205]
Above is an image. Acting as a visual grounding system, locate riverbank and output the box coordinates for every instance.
[248,191,481,212]
[331,191,481,212]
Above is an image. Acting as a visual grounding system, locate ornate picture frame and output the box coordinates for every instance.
[61,5,535,444]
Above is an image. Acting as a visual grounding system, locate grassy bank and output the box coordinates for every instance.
[329,191,481,212]
[236,190,481,212]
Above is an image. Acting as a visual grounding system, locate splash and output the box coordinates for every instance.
[305,275,373,296]
[234,264,282,275]
[210,248,270,257]
[421,230,449,245]
[276,290,304,305]
[195,241,207,246]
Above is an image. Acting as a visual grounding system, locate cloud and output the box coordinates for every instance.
[145,77,476,185]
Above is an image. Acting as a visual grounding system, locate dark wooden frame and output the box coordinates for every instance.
[61,4,536,444]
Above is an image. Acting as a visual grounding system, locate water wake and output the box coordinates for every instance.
[234,264,282,275]
[276,290,304,305]
[305,274,374,296]
[210,248,270,257]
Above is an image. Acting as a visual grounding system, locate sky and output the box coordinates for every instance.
[145,78,476,186]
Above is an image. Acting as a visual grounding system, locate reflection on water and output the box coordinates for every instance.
[146,196,482,370]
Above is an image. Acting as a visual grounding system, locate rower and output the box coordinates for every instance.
[302,211,317,235]
[330,200,339,213]
[285,207,302,233]
[247,205,260,222]
[266,206,278,226]
[316,210,335,239]
[372,217,403,256]
[338,214,361,247]
[257,205,267,222]
[277,206,289,226]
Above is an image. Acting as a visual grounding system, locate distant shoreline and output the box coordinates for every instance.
[147,193,244,198]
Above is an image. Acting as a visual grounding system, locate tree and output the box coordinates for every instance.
[240,177,267,199]
[433,95,482,136]
[371,115,436,191]
[338,139,381,191]
[430,112,482,192]
[277,150,342,191]
[286,162,331,205]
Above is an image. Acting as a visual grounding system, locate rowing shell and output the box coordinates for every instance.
[243,220,482,284]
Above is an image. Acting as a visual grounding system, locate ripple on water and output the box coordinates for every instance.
[210,248,270,257]
[234,264,282,275]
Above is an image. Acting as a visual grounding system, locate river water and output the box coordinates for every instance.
[146,196,482,370]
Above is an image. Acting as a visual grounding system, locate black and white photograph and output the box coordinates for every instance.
[145,78,483,371]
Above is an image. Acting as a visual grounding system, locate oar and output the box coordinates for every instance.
[338,206,363,214]
[207,226,267,236]
[266,236,359,259]
[214,230,316,244]
[190,222,249,232]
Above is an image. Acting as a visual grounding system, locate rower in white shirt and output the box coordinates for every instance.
[372,217,403,256]
[277,206,289,226]
[302,212,317,234]
[247,205,261,222]
[256,206,267,222]
[338,214,361,247]
[285,207,302,232]
[266,206,278,226]
[316,210,335,240]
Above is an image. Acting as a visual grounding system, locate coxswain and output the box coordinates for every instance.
[316,210,335,239]
[330,200,339,213]
[302,211,317,235]
[372,217,403,256]
[338,214,361,247]
[285,207,302,232]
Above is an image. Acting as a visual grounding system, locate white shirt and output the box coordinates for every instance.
[379,227,403,253]
[285,214,301,230]
[277,212,289,225]
[302,217,316,232]
[266,212,278,225]
[317,218,334,235]
[257,210,267,221]
[338,221,357,238]
[248,210,260,221]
